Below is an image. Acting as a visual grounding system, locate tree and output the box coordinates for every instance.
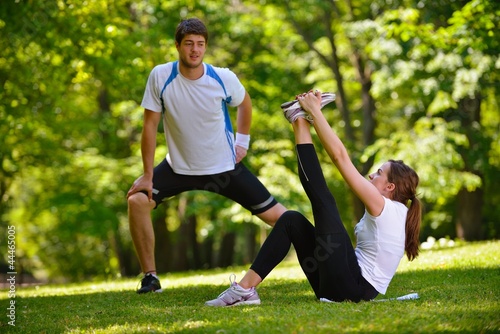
[368,0,499,239]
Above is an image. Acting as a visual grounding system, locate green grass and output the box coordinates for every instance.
[1,241,499,333]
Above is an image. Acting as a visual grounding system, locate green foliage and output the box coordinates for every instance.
[0,241,498,333]
[366,0,500,238]
[0,0,498,281]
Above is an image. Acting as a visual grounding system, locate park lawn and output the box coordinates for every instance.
[1,240,499,333]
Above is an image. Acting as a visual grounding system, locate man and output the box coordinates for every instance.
[126,18,287,293]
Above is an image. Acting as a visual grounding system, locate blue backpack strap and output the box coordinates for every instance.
[159,61,179,113]
[206,64,236,163]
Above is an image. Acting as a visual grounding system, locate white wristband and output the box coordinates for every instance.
[235,133,250,150]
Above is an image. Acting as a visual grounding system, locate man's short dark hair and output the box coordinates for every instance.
[175,18,208,44]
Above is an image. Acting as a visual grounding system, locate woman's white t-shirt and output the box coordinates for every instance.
[355,197,407,294]
[141,62,246,175]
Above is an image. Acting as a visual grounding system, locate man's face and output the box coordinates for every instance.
[176,34,206,69]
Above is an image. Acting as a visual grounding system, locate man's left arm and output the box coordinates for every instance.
[235,91,252,162]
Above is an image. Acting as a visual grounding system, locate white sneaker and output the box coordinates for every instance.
[205,274,261,307]
[281,92,336,124]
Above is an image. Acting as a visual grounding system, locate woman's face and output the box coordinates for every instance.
[368,161,394,197]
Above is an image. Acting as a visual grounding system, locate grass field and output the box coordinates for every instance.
[1,240,499,333]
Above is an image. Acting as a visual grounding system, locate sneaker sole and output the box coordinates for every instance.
[136,288,163,294]
[205,299,261,307]
[281,92,336,123]
[280,92,336,110]
[229,299,261,307]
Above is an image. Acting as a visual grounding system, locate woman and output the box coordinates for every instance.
[206,90,421,306]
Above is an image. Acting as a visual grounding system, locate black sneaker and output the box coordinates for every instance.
[136,273,163,294]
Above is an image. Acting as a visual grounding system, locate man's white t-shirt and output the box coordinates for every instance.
[141,62,246,175]
[355,197,407,294]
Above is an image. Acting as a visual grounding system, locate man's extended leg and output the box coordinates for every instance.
[212,162,287,228]
[256,203,287,227]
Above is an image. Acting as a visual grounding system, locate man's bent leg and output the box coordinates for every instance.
[128,192,157,274]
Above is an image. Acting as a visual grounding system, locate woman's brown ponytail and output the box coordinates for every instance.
[388,160,422,261]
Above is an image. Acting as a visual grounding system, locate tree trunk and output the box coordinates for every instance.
[172,195,190,271]
[456,188,483,240]
[349,39,377,223]
[153,206,170,273]
[110,228,140,277]
[455,95,484,240]
[186,214,201,270]
[243,222,258,264]
[218,231,236,267]
[201,235,214,268]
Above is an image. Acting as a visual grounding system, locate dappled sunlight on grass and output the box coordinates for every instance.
[5,280,134,298]
[0,241,498,333]
[66,323,167,334]
[396,240,500,272]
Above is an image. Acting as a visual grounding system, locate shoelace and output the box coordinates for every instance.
[216,274,237,298]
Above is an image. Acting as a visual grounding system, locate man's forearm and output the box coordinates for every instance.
[141,123,158,178]
[236,91,252,135]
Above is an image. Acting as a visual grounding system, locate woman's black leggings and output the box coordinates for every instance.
[250,144,378,302]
